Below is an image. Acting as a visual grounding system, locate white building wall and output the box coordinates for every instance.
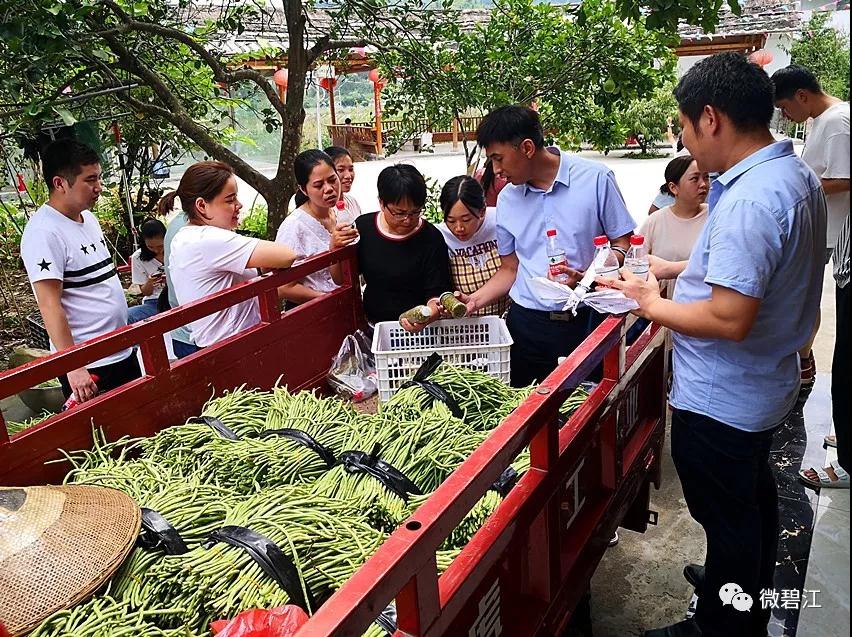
[762,33,794,74]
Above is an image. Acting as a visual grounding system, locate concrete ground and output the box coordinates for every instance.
[590,411,704,636]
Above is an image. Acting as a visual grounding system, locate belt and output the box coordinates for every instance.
[548,311,576,322]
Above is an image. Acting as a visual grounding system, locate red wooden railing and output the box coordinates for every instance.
[0,246,363,480]
[0,244,666,637]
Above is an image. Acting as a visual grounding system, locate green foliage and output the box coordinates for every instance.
[0,0,737,239]
[790,12,851,101]
[377,0,677,163]
[0,201,27,265]
[622,150,670,159]
[423,177,444,225]
[619,80,678,153]
[615,0,741,32]
[238,203,269,239]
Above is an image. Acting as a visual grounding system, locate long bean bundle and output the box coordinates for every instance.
[309,403,485,531]
[140,487,385,632]
[38,365,573,635]
[383,363,588,432]
[112,479,236,606]
[28,595,194,637]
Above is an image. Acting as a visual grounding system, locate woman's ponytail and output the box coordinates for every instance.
[157,190,178,216]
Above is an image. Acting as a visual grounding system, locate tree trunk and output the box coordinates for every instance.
[265,188,291,238]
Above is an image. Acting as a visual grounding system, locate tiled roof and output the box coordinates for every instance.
[677,0,803,40]
[185,1,803,57]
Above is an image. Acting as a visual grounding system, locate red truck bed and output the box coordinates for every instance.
[0,247,667,636]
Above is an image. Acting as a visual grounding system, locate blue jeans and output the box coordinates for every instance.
[128,298,159,323]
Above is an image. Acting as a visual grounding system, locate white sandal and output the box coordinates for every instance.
[799,460,851,489]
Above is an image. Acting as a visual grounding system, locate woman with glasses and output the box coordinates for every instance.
[334,163,451,325]
[437,175,508,317]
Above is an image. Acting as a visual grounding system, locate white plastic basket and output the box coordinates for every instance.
[372,317,513,401]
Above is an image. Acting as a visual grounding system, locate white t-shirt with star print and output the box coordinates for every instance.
[21,204,131,366]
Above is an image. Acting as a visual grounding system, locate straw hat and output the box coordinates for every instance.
[0,485,141,636]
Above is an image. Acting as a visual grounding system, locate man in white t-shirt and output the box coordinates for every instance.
[20,140,141,403]
[772,64,850,406]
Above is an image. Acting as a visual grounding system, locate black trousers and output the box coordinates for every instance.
[59,352,142,400]
[505,304,602,387]
[833,283,849,472]
[671,409,779,637]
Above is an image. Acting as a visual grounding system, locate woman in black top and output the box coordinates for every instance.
[333,164,451,324]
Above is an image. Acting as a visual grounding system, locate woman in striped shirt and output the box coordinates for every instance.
[436,176,509,317]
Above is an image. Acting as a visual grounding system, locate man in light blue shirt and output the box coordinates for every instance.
[606,54,825,637]
[463,106,635,386]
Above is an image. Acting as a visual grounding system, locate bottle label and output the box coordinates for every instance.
[548,255,567,276]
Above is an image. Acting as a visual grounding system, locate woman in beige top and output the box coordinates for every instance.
[640,155,709,295]
[629,155,709,347]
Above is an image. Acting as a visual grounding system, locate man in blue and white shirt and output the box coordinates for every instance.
[463,105,635,386]
[606,54,826,637]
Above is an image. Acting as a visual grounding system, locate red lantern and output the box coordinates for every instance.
[368,68,386,88]
[319,77,337,91]
[748,49,774,67]
[273,68,289,88]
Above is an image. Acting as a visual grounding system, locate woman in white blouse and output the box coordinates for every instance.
[162,161,297,349]
[275,150,358,306]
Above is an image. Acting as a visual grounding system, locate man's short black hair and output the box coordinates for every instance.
[476,105,545,149]
[674,52,775,132]
[771,64,823,100]
[377,163,427,208]
[42,139,100,191]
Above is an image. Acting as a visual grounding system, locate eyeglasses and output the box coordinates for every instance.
[386,205,423,219]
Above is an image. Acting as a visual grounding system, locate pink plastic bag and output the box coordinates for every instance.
[210,606,309,637]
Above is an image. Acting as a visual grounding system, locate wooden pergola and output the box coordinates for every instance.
[675,33,768,57]
[237,52,482,159]
[237,52,390,157]
[674,0,801,57]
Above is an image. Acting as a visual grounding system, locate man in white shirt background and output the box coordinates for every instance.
[772,64,850,407]
[20,140,141,403]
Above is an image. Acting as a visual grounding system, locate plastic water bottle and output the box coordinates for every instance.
[545,229,571,285]
[335,199,360,244]
[625,234,649,281]
[593,235,620,280]
[61,374,100,411]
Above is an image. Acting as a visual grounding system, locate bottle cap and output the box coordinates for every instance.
[630,234,645,245]
[593,235,609,246]
[546,229,557,237]
[421,305,433,317]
